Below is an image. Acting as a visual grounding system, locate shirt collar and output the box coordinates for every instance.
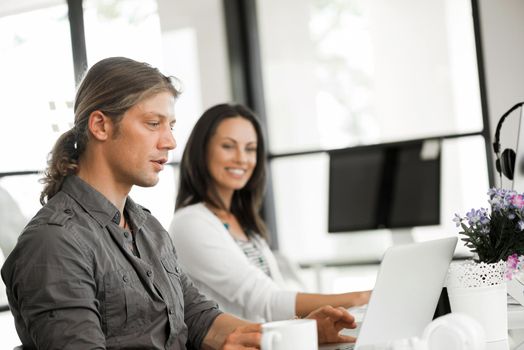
[61,175,147,229]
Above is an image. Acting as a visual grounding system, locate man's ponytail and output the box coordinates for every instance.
[40,129,80,205]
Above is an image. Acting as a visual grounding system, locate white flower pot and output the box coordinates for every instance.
[446,260,507,342]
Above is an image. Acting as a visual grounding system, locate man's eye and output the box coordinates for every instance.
[148,122,160,127]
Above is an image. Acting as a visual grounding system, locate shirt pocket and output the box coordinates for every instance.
[161,256,185,310]
[103,268,149,337]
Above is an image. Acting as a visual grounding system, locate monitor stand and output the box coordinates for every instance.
[391,228,415,245]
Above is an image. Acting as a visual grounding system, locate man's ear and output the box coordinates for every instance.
[87,111,112,141]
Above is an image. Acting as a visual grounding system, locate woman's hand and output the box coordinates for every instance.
[221,323,262,350]
[295,290,372,318]
[306,305,357,344]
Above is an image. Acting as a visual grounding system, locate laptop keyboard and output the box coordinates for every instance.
[325,345,354,350]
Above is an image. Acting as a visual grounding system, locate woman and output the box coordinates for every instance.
[169,103,370,322]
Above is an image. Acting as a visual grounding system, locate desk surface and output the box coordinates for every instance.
[510,302,524,330]
[487,340,510,350]
[298,253,473,269]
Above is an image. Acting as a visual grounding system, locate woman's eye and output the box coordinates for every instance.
[246,147,257,153]
[222,144,234,149]
[148,122,160,128]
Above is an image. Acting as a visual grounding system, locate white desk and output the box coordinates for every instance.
[509,303,524,330]
[488,340,510,350]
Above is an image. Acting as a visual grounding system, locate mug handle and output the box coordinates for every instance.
[261,331,282,350]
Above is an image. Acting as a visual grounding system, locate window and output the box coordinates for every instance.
[257,0,487,271]
[0,3,75,258]
[258,0,482,153]
[0,4,75,173]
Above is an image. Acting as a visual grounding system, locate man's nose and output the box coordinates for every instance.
[161,129,176,150]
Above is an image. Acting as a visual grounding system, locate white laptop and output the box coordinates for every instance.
[320,237,457,350]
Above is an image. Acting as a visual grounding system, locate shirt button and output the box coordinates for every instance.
[123,231,129,238]
[169,307,175,315]
[64,209,72,215]
[146,270,153,277]
[175,267,180,274]
[123,274,129,282]
[113,212,120,224]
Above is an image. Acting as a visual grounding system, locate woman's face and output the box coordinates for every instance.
[207,116,258,199]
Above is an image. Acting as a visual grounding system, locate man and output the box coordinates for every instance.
[1,57,356,349]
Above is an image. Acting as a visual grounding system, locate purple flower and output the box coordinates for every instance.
[452,213,462,227]
[466,209,480,225]
[489,196,504,211]
[488,187,505,198]
[477,208,490,224]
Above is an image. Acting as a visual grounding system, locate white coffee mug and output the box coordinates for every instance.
[261,319,317,350]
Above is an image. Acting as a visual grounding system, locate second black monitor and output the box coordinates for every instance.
[328,139,441,233]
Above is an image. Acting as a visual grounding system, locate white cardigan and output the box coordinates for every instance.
[169,203,297,322]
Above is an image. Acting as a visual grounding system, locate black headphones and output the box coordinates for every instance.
[493,102,524,180]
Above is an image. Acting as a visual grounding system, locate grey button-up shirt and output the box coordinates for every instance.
[1,175,222,349]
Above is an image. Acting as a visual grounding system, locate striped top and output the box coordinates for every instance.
[233,236,272,277]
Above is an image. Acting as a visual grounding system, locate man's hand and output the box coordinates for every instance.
[349,290,371,307]
[221,323,262,350]
[306,305,357,344]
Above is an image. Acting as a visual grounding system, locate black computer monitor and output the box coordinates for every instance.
[328,139,441,233]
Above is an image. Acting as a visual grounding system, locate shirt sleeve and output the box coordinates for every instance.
[179,269,222,349]
[2,224,106,349]
[170,207,297,322]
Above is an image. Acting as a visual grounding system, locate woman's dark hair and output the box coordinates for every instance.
[40,57,180,205]
[176,103,268,238]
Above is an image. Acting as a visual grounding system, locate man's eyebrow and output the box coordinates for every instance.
[144,112,176,123]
